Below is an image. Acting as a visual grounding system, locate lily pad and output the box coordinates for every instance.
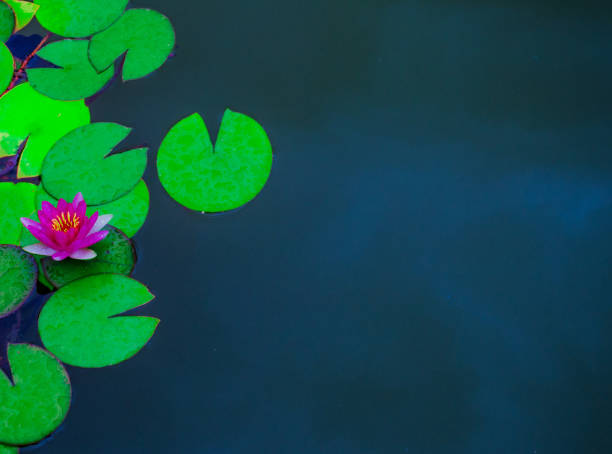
[0,182,36,246]
[88,8,175,81]
[39,274,159,368]
[0,246,37,318]
[0,2,14,42]
[26,39,114,101]
[0,83,90,178]
[0,444,17,453]
[4,0,38,31]
[157,110,273,212]
[0,41,14,94]
[41,122,147,205]
[35,0,128,38]
[0,343,71,446]
[42,225,135,288]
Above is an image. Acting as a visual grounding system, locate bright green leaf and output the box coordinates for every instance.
[0,246,37,318]
[41,122,147,205]
[0,343,71,445]
[4,0,39,31]
[42,226,135,288]
[0,182,36,246]
[88,8,175,81]
[26,39,114,101]
[0,2,14,42]
[35,0,127,38]
[0,443,17,453]
[157,110,273,212]
[39,274,159,368]
[0,42,13,95]
[0,83,90,178]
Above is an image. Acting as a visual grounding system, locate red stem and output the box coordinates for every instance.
[1,33,51,96]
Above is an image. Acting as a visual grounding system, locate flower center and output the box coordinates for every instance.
[51,212,81,232]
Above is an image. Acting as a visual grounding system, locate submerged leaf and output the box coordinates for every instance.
[157,110,273,212]
[0,182,36,246]
[0,343,71,446]
[39,274,159,368]
[0,246,37,318]
[41,122,147,205]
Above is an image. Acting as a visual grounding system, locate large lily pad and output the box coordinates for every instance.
[0,2,14,42]
[0,182,36,246]
[0,246,37,318]
[0,83,90,178]
[0,343,71,446]
[4,0,39,31]
[41,122,147,205]
[35,0,128,38]
[39,274,159,368]
[0,42,13,93]
[42,226,135,288]
[0,443,17,453]
[26,39,114,101]
[157,110,273,212]
[88,8,175,81]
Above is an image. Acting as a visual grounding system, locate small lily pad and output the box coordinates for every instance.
[39,274,159,368]
[41,122,147,205]
[0,182,36,246]
[4,0,39,31]
[26,39,114,101]
[42,225,135,288]
[0,42,14,96]
[88,8,175,81]
[0,2,14,43]
[157,110,273,212]
[0,83,90,178]
[0,246,37,318]
[35,0,128,38]
[0,343,71,446]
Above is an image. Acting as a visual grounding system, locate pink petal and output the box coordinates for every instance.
[52,251,70,261]
[73,230,108,250]
[20,218,59,249]
[90,214,113,233]
[70,248,97,260]
[40,201,56,219]
[23,243,57,256]
[57,198,69,213]
[72,192,84,207]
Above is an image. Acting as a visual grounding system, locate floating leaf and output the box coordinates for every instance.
[35,0,127,38]
[39,274,159,368]
[42,226,135,288]
[26,39,113,101]
[0,343,71,446]
[0,443,17,453]
[0,246,37,318]
[0,83,90,178]
[0,182,36,246]
[0,41,13,93]
[88,8,175,81]
[41,122,147,205]
[157,110,273,212]
[0,2,14,43]
[4,0,39,31]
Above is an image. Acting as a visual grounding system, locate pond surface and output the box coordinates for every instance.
[14,0,612,452]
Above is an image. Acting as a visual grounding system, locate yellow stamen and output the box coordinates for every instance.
[51,212,80,232]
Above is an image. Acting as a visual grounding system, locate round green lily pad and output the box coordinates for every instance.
[0,343,71,446]
[0,443,18,453]
[88,8,175,81]
[26,39,114,101]
[0,182,37,246]
[0,246,37,318]
[0,83,90,178]
[4,0,38,31]
[157,110,273,212]
[0,2,14,42]
[35,0,128,38]
[41,122,147,205]
[42,226,135,288]
[39,274,159,368]
[0,42,14,93]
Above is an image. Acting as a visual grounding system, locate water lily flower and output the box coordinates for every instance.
[20,193,112,261]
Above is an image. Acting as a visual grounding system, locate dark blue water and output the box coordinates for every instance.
[24,0,612,452]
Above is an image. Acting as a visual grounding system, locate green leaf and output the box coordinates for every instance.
[157,110,273,212]
[26,39,114,101]
[0,42,13,93]
[0,2,14,42]
[88,8,175,81]
[3,0,39,31]
[0,182,36,246]
[41,122,147,205]
[0,83,90,178]
[39,274,159,368]
[0,443,18,453]
[42,225,135,288]
[35,0,127,38]
[0,343,71,446]
[0,246,37,318]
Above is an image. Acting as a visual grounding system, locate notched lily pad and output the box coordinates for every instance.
[41,122,147,205]
[0,343,71,446]
[26,39,114,101]
[157,110,273,212]
[38,274,159,368]
[0,182,37,246]
[88,8,175,81]
[0,246,37,318]
[42,225,135,288]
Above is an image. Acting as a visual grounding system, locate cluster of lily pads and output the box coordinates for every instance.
[0,0,273,452]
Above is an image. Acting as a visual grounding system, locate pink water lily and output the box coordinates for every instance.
[20,193,112,261]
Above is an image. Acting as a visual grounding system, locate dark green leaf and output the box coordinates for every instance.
[0,182,36,246]
[0,246,37,318]
[0,2,14,43]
